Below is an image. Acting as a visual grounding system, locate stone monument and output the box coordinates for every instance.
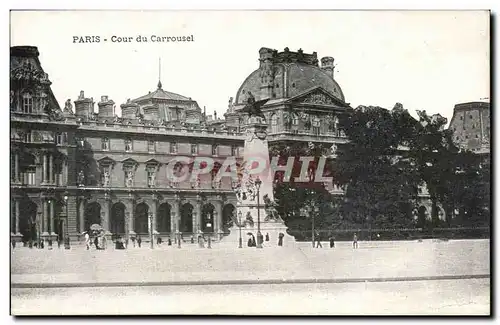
[222,115,296,247]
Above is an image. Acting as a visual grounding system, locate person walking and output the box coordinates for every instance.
[329,235,335,248]
[265,233,269,242]
[353,233,358,249]
[94,236,99,250]
[137,235,142,248]
[315,230,323,248]
[278,233,284,247]
[84,232,90,250]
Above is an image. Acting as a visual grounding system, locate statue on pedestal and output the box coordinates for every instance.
[263,194,281,222]
[241,91,268,120]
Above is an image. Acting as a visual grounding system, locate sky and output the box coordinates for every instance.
[10,10,490,122]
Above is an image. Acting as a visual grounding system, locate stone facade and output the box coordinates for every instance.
[12,46,469,244]
[449,101,490,154]
[10,46,242,244]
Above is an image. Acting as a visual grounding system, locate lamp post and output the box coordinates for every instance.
[63,194,70,249]
[148,212,154,249]
[255,177,263,248]
[238,210,243,248]
[310,203,319,248]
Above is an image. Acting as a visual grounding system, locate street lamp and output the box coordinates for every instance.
[255,177,263,248]
[148,212,154,249]
[63,194,70,249]
[238,210,243,248]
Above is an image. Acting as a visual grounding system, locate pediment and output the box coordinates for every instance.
[97,156,116,166]
[121,158,138,166]
[287,87,347,107]
[145,158,161,166]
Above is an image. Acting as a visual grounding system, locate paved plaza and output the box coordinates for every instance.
[11,239,490,286]
[11,239,490,315]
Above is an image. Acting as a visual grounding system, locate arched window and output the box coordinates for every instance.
[22,93,33,114]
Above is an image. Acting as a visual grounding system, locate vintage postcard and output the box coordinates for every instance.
[9,10,490,316]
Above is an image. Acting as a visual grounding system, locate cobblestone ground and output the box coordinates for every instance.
[11,240,490,284]
[11,279,490,315]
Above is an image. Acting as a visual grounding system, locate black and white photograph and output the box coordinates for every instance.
[9,9,491,316]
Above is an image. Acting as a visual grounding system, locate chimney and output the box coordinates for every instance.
[321,57,335,78]
[259,47,275,100]
[120,99,138,119]
[214,110,218,120]
[98,95,115,117]
[74,90,94,117]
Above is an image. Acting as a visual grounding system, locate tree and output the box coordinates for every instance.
[333,104,421,231]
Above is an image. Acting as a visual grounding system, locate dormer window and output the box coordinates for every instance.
[22,93,34,113]
[125,138,132,152]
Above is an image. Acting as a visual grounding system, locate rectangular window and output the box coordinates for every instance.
[170,142,177,154]
[212,144,218,156]
[55,132,63,145]
[231,145,238,156]
[147,170,156,188]
[24,131,32,143]
[125,138,132,152]
[148,140,156,153]
[23,93,33,114]
[101,138,109,151]
[26,168,36,185]
[191,143,198,155]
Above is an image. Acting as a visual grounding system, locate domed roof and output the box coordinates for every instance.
[234,47,345,105]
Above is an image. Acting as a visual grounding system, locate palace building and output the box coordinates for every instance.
[12,45,475,244]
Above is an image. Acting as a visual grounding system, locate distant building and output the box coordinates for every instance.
[449,101,490,154]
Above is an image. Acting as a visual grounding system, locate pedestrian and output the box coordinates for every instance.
[278,233,284,247]
[137,235,142,248]
[190,235,195,244]
[353,233,358,249]
[251,235,257,247]
[57,237,62,249]
[315,230,322,248]
[84,232,90,250]
[167,238,172,246]
[329,235,335,248]
[157,236,162,245]
[265,233,269,241]
[94,236,99,250]
[11,239,15,249]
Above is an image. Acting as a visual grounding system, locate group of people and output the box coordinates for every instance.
[314,231,359,249]
[247,232,285,247]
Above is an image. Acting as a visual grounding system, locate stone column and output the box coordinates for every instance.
[194,195,202,234]
[151,195,158,237]
[102,194,111,238]
[126,196,135,236]
[42,153,48,183]
[49,153,53,184]
[50,199,56,236]
[213,198,223,239]
[78,198,85,233]
[42,199,49,236]
[14,152,19,183]
[63,159,68,186]
[15,199,20,235]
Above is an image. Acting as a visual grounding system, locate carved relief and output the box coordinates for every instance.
[301,91,335,105]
